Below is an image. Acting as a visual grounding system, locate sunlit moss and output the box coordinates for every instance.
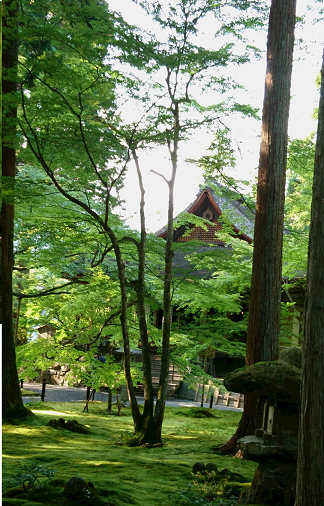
[3,401,259,506]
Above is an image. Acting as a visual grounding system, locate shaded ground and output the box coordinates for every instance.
[21,382,243,412]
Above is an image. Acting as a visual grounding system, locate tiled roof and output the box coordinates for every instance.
[155,181,255,240]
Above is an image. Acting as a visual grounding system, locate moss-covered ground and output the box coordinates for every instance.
[2,401,265,506]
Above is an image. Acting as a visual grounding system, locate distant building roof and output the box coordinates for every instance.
[156,182,255,243]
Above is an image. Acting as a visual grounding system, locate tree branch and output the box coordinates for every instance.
[86,300,137,346]
[13,280,87,299]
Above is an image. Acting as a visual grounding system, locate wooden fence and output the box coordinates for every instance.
[194,384,244,409]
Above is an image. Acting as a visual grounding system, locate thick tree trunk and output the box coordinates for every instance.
[247,0,297,365]
[295,48,324,506]
[2,0,31,419]
[218,0,297,454]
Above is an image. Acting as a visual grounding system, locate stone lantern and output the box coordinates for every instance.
[223,348,301,505]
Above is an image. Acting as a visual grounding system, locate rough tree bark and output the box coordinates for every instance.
[218,0,297,454]
[2,0,31,419]
[295,48,324,506]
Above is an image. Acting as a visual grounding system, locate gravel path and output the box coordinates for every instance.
[21,382,242,412]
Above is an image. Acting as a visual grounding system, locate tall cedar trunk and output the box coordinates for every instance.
[295,48,324,506]
[154,102,179,442]
[2,0,29,418]
[218,0,297,454]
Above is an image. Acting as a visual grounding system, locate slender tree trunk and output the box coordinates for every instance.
[2,0,31,419]
[154,102,179,442]
[218,0,297,454]
[129,147,156,445]
[295,48,324,506]
[106,229,142,430]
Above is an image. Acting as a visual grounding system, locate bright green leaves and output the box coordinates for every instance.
[14,0,269,396]
[283,136,316,281]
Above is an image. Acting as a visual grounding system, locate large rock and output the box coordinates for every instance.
[63,476,96,502]
[223,361,301,404]
[238,435,298,462]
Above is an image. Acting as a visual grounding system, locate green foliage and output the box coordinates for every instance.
[16,338,73,381]
[170,471,250,505]
[13,0,279,439]
[3,463,55,493]
[189,129,237,178]
[283,136,315,283]
[78,355,122,391]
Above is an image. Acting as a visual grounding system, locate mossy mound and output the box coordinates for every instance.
[47,418,91,434]
[3,482,114,506]
[175,407,217,418]
[224,361,301,403]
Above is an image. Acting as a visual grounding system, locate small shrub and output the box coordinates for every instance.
[170,483,241,505]
[171,467,250,506]
[2,462,55,493]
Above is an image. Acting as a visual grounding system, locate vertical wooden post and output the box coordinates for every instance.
[41,378,46,402]
[107,387,112,412]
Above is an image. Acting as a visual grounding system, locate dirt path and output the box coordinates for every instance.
[21,382,243,412]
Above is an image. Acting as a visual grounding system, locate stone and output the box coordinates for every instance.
[192,462,206,475]
[245,459,296,506]
[63,476,95,501]
[238,435,298,462]
[223,361,301,404]
[225,356,301,504]
[205,462,218,473]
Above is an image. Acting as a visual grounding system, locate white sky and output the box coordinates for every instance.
[107,0,323,232]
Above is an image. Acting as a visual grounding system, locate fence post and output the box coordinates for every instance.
[41,378,46,401]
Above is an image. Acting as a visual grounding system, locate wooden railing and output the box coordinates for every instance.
[194,384,244,409]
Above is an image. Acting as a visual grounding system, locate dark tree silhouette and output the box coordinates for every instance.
[218,0,297,454]
[2,0,31,419]
[295,48,324,506]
